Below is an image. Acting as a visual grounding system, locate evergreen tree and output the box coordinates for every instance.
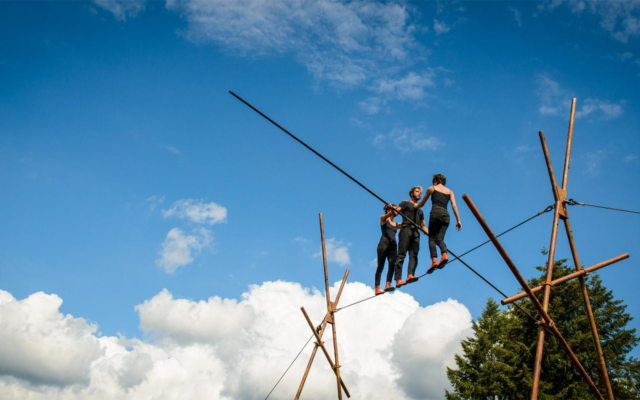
[446,257,640,399]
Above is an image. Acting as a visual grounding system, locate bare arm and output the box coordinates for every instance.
[380,207,395,225]
[416,187,434,209]
[420,217,428,235]
[450,190,462,231]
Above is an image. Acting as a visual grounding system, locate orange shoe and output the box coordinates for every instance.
[438,252,449,269]
[427,257,438,274]
[375,285,384,296]
[396,279,406,288]
[384,282,396,292]
[406,274,419,283]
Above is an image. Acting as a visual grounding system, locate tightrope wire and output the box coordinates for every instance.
[264,334,314,400]
[566,199,640,215]
[334,203,554,313]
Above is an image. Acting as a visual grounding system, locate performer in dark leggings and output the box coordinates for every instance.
[393,186,428,286]
[374,204,401,295]
[417,174,462,274]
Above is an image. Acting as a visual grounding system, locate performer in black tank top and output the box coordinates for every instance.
[375,204,401,295]
[393,186,428,286]
[416,174,463,274]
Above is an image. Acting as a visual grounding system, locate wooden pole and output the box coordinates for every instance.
[463,194,604,400]
[301,307,351,398]
[501,253,629,304]
[557,99,615,399]
[295,270,350,399]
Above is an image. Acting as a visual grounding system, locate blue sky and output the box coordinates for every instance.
[1,1,639,398]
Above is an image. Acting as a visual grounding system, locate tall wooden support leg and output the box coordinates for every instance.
[463,194,604,400]
[295,270,350,399]
[532,130,564,399]
[539,99,615,400]
[295,214,350,399]
[319,213,343,400]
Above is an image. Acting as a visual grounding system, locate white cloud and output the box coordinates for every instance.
[374,127,444,152]
[509,6,522,27]
[391,299,473,399]
[376,71,436,101]
[93,0,145,21]
[147,195,165,212]
[156,227,212,273]
[624,154,638,162]
[618,51,634,61]
[0,284,473,400]
[535,75,625,119]
[359,96,383,115]
[539,0,640,43]
[165,145,182,155]
[166,0,419,89]
[584,148,610,173]
[136,289,255,347]
[433,19,451,35]
[349,117,369,129]
[314,238,351,266]
[0,291,102,387]
[163,199,228,225]
[575,98,626,119]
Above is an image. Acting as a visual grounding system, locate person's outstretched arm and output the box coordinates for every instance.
[416,187,434,209]
[450,190,462,231]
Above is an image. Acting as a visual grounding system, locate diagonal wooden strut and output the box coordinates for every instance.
[295,269,350,399]
[537,99,615,400]
[295,213,350,399]
[501,253,629,305]
[463,194,604,400]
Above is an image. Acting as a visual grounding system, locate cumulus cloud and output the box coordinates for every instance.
[535,74,625,119]
[93,0,146,21]
[539,0,640,43]
[314,238,351,266]
[0,284,473,400]
[373,127,444,152]
[156,227,212,273]
[163,199,228,225]
[0,291,102,387]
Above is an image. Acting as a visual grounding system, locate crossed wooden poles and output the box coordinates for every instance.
[296,213,351,399]
[463,98,629,400]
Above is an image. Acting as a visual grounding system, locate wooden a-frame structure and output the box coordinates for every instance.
[296,213,351,399]
[464,98,629,400]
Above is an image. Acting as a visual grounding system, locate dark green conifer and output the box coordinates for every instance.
[446,256,640,399]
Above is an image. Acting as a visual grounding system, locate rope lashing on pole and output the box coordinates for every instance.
[565,199,640,215]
